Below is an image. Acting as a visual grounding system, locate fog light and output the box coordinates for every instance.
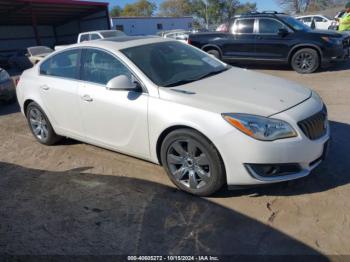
[245,163,301,178]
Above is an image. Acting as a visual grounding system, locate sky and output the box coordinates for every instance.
[88,0,281,12]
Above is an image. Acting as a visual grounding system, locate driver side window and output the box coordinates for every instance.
[81,49,132,85]
[258,18,287,34]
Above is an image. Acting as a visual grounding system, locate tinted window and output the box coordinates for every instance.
[259,18,286,34]
[234,19,255,34]
[121,42,227,87]
[90,34,101,40]
[80,34,89,42]
[314,16,325,22]
[81,49,131,85]
[40,49,79,79]
[302,17,312,22]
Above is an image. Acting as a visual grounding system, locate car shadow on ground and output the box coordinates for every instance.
[215,121,350,198]
[0,161,328,260]
[232,60,350,73]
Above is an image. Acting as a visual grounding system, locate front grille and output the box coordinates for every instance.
[298,106,327,140]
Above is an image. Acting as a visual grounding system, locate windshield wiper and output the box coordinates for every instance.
[164,67,229,87]
[196,68,229,81]
[164,79,198,87]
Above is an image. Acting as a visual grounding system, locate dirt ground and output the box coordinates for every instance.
[0,62,350,259]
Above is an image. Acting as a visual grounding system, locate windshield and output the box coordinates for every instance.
[100,30,126,38]
[28,46,53,56]
[121,41,228,87]
[279,16,311,31]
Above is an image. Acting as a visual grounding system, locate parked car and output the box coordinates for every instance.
[26,46,53,65]
[163,30,190,43]
[296,15,335,30]
[188,12,350,73]
[55,30,126,50]
[216,23,229,32]
[0,68,15,103]
[17,37,330,196]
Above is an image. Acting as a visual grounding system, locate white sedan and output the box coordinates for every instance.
[16,37,330,196]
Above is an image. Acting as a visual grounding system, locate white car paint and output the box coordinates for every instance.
[296,15,335,30]
[16,37,330,190]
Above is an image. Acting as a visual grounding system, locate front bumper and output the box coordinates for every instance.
[215,94,330,185]
[323,42,350,63]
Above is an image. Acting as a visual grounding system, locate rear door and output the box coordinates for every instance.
[254,17,293,60]
[38,49,84,137]
[221,18,257,59]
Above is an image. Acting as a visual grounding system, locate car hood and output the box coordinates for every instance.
[158,67,312,117]
[310,29,345,38]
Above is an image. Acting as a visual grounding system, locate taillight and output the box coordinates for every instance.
[15,77,20,87]
[187,38,192,45]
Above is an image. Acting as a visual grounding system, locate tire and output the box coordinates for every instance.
[160,128,225,196]
[206,49,221,60]
[26,102,61,145]
[291,48,320,74]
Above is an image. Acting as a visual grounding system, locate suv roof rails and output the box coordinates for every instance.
[236,11,287,17]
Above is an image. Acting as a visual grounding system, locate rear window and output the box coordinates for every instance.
[233,19,255,34]
[40,49,79,79]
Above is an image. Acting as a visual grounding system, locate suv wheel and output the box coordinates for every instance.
[160,129,225,196]
[206,49,221,60]
[291,48,320,74]
[26,102,61,145]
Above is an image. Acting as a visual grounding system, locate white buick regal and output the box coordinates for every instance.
[16,36,330,196]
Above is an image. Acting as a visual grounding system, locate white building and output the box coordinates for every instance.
[111,17,193,36]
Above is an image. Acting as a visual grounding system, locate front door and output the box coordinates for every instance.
[254,18,293,60]
[78,48,150,158]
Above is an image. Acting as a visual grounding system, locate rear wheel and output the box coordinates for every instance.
[206,49,221,60]
[291,48,320,74]
[26,102,61,145]
[160,129,225,196]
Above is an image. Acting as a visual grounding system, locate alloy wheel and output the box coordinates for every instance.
[294,52,315,71]
[29,108,49,141]
[167,139,211,190]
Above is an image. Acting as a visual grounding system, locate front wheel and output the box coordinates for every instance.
[291,48,320,74]
[160,129,225,196]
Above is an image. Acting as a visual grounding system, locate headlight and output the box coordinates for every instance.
[0,70,10,82]
[222,113,297,141]
[321,36,342,45]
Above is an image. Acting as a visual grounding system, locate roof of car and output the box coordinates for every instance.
[72,36,173,51]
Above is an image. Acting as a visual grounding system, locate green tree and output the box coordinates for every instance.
[110,5,123,17]
[122,0,157,16]
[159,0,193,16]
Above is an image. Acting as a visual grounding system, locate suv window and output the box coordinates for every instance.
[90,34,101,40]
[258,18,286,34]
[80,34,90,42]
[232,19,255,34]
[40,49,79,79]
[81,49,131,85]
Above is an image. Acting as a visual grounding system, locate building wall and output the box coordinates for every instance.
[0,10,110,54]
[112,17,193,36]
[0,26,55,55]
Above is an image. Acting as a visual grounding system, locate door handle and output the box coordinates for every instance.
[40,85,50,91]
[82,94,93,102]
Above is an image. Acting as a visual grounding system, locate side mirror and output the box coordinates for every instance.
[278,28,289,37]
[106,75,137,91]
